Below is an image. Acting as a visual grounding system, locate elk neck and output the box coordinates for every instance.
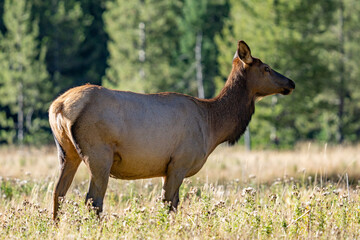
[206,63,255,147]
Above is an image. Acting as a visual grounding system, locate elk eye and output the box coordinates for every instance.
[264,66,270,72]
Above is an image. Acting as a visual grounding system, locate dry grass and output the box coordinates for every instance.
[0,144,360,239]
[1,143,358,184]
[200,143,360,185]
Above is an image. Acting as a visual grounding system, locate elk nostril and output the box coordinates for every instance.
[288,80,295,89]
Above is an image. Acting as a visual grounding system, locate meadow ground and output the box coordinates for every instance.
[0,143,359,239]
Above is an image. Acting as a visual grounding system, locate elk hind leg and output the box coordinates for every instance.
[53,139,81,220]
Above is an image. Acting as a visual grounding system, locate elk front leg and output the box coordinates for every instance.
[85,172,110,215]
[162,167,186,211]
[82,144,113,216]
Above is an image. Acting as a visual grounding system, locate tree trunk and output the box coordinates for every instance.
[17,82,24,144]
[244,126,251,151]
[338,0,345,143]
[139,21,145,80]
[270,96,279,147]
[195,31,204,99]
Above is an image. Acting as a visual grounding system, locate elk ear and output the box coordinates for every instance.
[237,40,253,64]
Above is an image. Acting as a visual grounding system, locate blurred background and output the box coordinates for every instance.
[0,0,359,149]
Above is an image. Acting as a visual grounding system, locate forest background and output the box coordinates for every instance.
[0,0,359,149]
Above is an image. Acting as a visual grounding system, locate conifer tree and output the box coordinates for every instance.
[32,0,91,93]
[103,0,145,92]
[0,0,50,144]
[215,0,338,147]
[178,0,229,97]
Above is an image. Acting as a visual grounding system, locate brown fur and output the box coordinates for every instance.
[49,41,295,220]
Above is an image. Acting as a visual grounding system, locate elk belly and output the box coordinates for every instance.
[109,149,170,180]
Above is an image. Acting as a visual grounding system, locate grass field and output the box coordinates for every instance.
[0,144,360,239]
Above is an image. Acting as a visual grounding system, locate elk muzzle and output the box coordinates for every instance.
[273,70,295,95]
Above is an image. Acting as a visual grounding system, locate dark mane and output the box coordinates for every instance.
[225,66,255,145]
[208,59,256,145]
[227,101,254,145]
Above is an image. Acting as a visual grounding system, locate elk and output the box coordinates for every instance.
[49,40,295,220]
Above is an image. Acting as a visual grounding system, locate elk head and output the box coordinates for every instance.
[235,40,295,98]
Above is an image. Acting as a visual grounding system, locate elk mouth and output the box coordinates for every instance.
[273,71,295,96]
[281,80,295,95]
[281,88,292,95]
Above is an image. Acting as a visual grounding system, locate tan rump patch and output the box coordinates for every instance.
[56,113,63,131]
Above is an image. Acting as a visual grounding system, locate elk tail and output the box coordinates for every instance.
[48,101,82,159]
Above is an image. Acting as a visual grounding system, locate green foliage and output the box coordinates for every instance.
[103,0,228,96]
[32,0,92,92]
[178,0,229,97]
[0,0,51,144]
[216,0,360,148]
[103,0,183,93]
[78,0,109,86]
[102,0,146,92]
[0,0,359,147]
